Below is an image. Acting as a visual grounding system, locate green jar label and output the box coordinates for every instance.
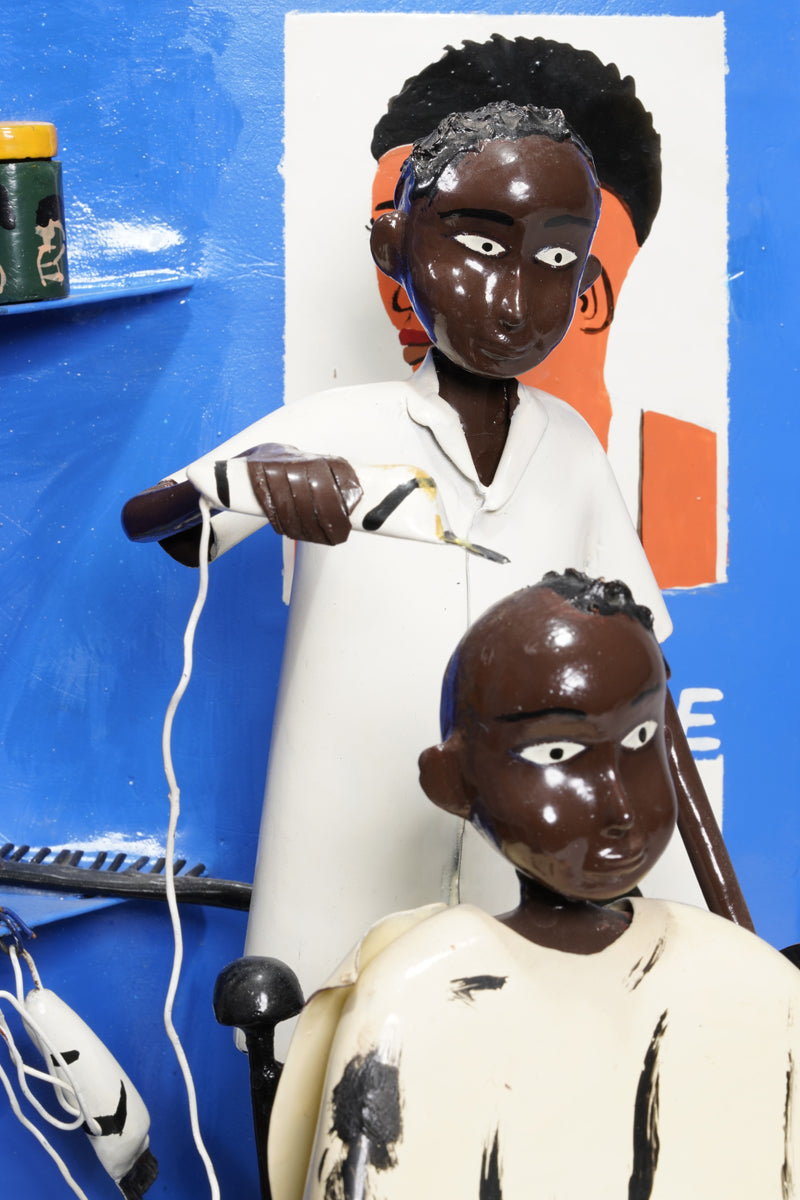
[0,159,68,304]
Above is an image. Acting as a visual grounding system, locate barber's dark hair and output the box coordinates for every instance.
[439,570,655,739]
[397,100,596,207]
[372,34,660,244]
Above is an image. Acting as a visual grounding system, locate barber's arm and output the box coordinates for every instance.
[122,445,362,568]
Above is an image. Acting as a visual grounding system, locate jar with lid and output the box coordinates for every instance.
[0,121,68,304]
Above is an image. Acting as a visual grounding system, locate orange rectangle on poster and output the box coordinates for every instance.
[641,411,717,589]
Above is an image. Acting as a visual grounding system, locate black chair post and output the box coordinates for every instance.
[214,956,304,1200]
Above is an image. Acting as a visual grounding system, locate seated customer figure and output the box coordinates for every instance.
[269,571,799,1200]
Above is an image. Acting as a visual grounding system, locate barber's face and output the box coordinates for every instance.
[375,134,600,379]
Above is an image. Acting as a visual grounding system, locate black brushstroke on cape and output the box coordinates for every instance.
[782,1048,795,1199]
[450,974,507,1003]
[628,1009,667,1199]
[625,936,666,991]
[322,1050,403,1200]
[479,1129,503,1200]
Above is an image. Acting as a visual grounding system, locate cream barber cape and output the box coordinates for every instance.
[270,900,800,1200]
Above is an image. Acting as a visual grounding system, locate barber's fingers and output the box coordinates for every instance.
[306,458,363,543]
[326,458,363,515]
[246,455,362,545]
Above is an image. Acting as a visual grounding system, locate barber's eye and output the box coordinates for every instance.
[534,246,578,269]
[517,740,586,766]
[453,233,506,257]
[620,720,658,751]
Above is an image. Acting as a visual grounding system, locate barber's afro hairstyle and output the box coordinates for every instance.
[372,34,660,245]
[540,568,655,632]
[398,101,596,205]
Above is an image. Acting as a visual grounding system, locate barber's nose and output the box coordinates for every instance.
[498,268,526,330]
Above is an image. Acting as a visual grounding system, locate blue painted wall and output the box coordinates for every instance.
[0,2,798,1196]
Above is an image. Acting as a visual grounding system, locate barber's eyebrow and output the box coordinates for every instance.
[438,207,514,226]
[374,200,395,213]
[496,706,588,723]
[543,214,595,229]
[632,683,662,707]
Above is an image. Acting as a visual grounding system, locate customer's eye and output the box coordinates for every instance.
[453,233,506,257]
[620,720,658,751]
[517,740,586,766]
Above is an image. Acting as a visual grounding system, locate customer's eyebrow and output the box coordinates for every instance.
[496,706,588,723]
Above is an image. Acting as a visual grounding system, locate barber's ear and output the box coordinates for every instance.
[579,253,601,296]
[370,210,407,282]
[419,735,472,819]
[576,260,614,333]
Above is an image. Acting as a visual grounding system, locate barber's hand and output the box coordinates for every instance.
[243,444,362,545]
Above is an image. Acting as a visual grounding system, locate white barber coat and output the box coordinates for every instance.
[176,355,672,997]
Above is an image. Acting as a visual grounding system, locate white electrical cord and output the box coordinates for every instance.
[0,990,95,1133]
[3,944,100,1133]
[160,496,221,1200]
[0,1058,90,1200]
[0,943,98,1200]
[1,498,222,1199]
[0,500,221,1199]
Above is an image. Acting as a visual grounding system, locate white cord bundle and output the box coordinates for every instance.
[0,941,95,1200]
[0,497,221,1199]
[159,496,221,1199]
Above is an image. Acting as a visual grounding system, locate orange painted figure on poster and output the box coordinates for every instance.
[370,36,718,588]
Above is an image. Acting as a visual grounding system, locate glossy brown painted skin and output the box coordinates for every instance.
[121,121,752,931]
[122,130,602,544]
[371,134,600,485]
[381,137,600,381]
[245,446,362,545]
[121,449,362,564]
[419,584,677,954]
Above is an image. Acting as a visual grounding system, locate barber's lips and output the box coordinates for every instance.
[471,343,543,374]
[399,329,431,346]
[399,328,430,368]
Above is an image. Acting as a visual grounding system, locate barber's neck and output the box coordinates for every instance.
[432,348,518,487]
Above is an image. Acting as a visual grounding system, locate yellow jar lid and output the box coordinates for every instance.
[0,122,58,160]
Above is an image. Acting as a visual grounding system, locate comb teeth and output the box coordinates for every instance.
[0,843,197,875]
[0,843,249,911]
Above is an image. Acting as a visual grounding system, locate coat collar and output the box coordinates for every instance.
[403,351,550,511]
